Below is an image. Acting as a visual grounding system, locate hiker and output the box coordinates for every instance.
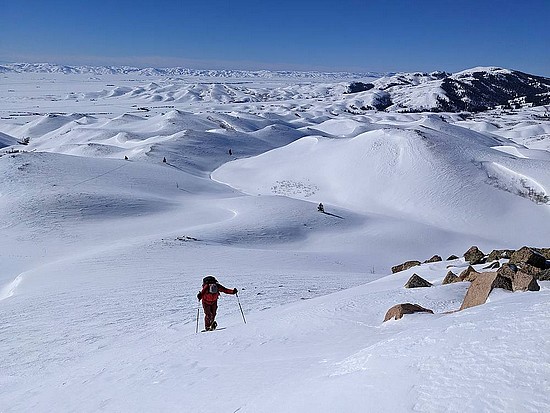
[197,276,237,331]
[162,157,167,163]
[317,203,324,213]
[228,148,232,156]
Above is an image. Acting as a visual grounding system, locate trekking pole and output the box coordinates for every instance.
[196,300,200,334]
[236,292,246,324]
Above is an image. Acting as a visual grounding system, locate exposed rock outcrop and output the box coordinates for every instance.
[512,271,540,292]
[424,255,442,263]
[458,265,479,282]
[391,260,421,274]
[446,255,459,260]
[460,272,512,310]
[442,271,459,285]
[404,274,433,288]
[509,246,547,269]
[486,249,514,262]
[463,246,485,265]
[383,303,434,322]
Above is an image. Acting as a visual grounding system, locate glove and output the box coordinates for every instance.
[197,292,202,300]
[233,288,238,294]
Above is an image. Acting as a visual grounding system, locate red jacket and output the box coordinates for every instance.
[198,283,235,304]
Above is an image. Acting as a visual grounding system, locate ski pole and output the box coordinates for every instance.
[236,292,246,324]
[196,300,200,334]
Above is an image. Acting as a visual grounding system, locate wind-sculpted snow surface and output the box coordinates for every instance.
[0,70,550,412]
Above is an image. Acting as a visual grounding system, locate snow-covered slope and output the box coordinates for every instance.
[1,69,549,412]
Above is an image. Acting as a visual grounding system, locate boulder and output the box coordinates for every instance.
[509,246,547,269]
[424,255,442,263]
[404,274,433,288]
[486,249,514,262]
[458,265,479,282]
[442,271,459,285]
[516,263,544,276]
[463,246,486,265]
[497,263,518,281]
[512,271,540,292]
[383,303,434,322]
[446,255,459,260]
[391,260,421,274]
[460,272,512,310]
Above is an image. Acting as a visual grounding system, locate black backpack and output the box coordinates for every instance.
[203,276,218,293]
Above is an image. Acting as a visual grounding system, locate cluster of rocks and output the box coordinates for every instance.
[384,245,550,321]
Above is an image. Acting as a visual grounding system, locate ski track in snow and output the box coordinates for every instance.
[0,71,549,412]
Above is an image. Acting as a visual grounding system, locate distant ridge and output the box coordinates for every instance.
[345,67,550,112]
[0,62,384,80]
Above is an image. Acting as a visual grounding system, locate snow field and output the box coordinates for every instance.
[0,71,549,412]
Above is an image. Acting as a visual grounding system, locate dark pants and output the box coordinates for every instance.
[202,301,217,329]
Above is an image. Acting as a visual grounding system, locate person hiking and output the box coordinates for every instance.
[317,202,324,213]
[197,276,237,331]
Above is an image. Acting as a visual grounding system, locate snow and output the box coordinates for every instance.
[1,69,550,412]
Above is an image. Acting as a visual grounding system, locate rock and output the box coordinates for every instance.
[442,271,459,285]
[516,263,543,276]
[458,265,479,282]
[404,274,433,288]
[460,272,512,310]
[497,263,518,281]
[486,249,514,262]
[446,255,459,260]
[463,246,486,265]
[513,271,540,291]
[383,303,434,322]
[391,260,421,274]
[509,246,547,269]
[537,269,550,281]
[483,261,500,269]
[424,255,442,263]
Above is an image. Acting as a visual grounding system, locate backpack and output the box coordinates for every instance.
[203,276,218,294]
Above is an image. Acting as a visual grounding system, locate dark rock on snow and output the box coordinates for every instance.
[513,271,540,292]
[404,274,433,288]
[442,271,459,285]
[446,255,459,260]
[486,249,514,262]
[509,246,547,269]
[384,303,434,322]
[458,265,479,282]
[391,260,421,274]
[424,255,442,263]
[463,246,486,265]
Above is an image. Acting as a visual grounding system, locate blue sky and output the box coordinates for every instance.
[1,0,548,75]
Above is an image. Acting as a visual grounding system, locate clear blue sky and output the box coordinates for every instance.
[1,0,548,75]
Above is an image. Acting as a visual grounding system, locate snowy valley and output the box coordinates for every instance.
[0,65,549,412]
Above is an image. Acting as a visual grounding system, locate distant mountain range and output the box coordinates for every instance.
[0,62,381,80]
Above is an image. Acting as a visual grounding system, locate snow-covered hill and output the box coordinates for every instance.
[0,69,549,412]
[346,67,550,112]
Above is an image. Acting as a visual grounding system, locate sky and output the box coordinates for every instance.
[1,0,548,75]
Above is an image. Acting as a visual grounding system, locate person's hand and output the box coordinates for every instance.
[233,288,238,294]
[197,292,202,300]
